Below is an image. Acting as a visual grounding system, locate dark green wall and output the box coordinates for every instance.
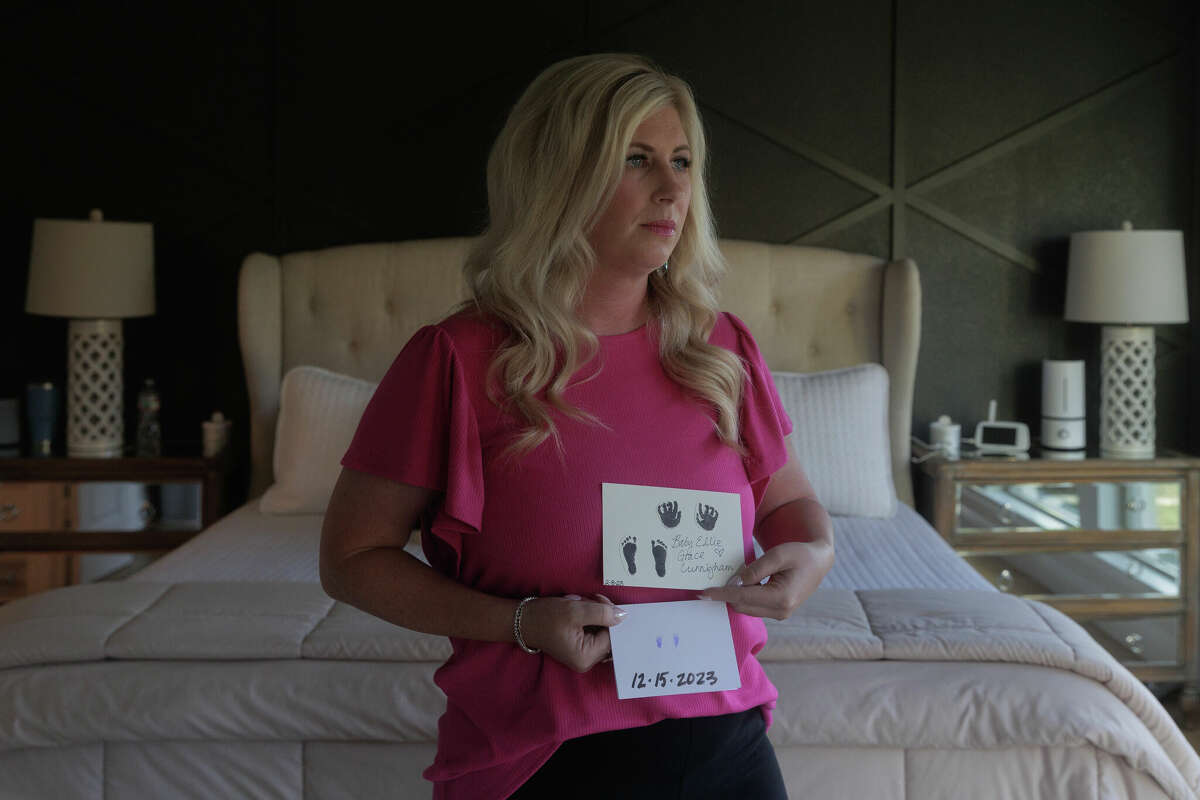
[1,1,1196,500]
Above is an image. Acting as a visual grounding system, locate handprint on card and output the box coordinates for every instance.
[696,503,719,531]
[656,501,681,528]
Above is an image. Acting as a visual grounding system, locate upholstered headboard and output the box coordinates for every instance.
[238,237,920,506]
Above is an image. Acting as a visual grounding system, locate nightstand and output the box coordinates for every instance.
[913,447,1200,719]
[0,457,226,602]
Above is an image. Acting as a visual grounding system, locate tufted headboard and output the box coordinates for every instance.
[238,237,920,506]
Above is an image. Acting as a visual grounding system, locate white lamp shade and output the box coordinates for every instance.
[1065,227,1188,324]
[26,210,155,319]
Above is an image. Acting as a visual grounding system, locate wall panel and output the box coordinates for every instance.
[0,0,1194,497]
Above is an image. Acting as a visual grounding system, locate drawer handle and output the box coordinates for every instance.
[1126,498,1147,512]
[0,504,20,522]
[139,502,159,523]
[0,566,22,586]
[996,569,1014,592]
[1124,633,1145,656]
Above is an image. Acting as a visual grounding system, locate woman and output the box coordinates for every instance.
[320,53,834,799]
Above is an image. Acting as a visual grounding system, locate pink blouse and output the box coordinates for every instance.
[341,310,793,800]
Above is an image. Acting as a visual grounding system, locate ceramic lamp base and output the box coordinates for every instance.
[1099,324,1155,459]
[67,318,124,458]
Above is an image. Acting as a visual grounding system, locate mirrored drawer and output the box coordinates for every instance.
[0,483,59,531]
[0,556,28,599]
[0,554,71,601]
[956,481,1182,534]
[1079,615,1183,668]
[961,548,1181,598]
[68,482,204,532]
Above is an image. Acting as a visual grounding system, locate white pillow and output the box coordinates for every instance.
[771,364,896,518]
[259,366,378,514]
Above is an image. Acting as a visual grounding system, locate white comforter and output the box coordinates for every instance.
[1,502,1195,799]
[0,580,1197,798]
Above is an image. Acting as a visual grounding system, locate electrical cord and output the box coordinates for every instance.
[910,435,978,463]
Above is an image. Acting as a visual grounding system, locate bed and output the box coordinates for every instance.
[0,237,1198,799]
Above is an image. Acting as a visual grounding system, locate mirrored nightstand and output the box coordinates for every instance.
[0,457,226,601]
[914,447,1200,721]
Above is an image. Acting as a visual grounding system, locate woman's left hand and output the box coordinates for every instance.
[699,540,834,621]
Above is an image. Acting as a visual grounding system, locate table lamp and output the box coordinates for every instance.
[1065,221,1188,459]
[25,209,155,458]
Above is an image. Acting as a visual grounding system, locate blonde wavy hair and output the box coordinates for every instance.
[462,53,745,456]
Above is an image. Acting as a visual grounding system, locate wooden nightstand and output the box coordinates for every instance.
[913,447,1200,719]
[0,457,225,602]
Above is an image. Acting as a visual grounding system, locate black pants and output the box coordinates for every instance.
[508,707,788,800]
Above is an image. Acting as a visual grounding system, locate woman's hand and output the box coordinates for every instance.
[699,540,833,621]
[518,594,626,673]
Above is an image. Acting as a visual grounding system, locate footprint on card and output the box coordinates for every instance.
[621,536,637,575]
[656,636,663,649]
[652,539,667,577]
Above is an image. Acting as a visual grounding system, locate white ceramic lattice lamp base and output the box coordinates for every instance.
[1099,325,1155,459]
[67,319,124,458]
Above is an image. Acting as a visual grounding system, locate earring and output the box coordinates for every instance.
[660,261,669,271]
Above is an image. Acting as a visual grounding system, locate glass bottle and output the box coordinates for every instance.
[136,378,162,457]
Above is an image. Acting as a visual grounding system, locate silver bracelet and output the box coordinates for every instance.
[513,596,541,654]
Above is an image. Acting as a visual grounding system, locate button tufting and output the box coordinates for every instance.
[384,299,395,315]
[347,340,359,352]
[808,342,820,357]
[845,301,856,316]
[308,296,319,315]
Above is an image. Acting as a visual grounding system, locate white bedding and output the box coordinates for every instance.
[128,503,325,583]
[3,579,1198,799]
[130,500,993,593]
[97,502,1200,799]
[822,503,993,591]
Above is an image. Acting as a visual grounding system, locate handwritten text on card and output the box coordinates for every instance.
[602,483,744,591]
[609,599,741,699]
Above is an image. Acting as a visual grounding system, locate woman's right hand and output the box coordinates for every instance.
[519,594,626,673]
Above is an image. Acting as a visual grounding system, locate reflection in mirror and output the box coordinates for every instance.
[1082,616,1181,666]
[75,482,203,532]
[962,548,1180,598]
[957,481,1181,533]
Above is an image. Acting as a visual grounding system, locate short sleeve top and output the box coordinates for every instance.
[342,310,793,800]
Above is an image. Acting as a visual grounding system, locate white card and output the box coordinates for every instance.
[610,600,741,699]
[602,482,744,590]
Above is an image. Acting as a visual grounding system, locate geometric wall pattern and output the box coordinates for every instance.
[599,0,1195,449]
[0,0,1195,491]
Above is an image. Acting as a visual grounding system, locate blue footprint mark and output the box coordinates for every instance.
[656,636,662,649]
[673,634,679,647]
[621,536,637,575]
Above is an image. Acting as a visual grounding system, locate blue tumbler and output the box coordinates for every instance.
[26,382,59,458]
